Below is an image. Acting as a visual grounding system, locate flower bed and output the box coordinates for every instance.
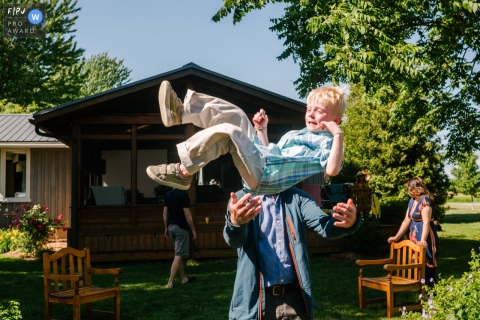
[0,204,67,255]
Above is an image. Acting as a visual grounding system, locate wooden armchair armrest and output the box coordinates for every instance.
[356,258,393,266]
[384,263,423,272]
[45,274,83,282]
[88,267,122,275]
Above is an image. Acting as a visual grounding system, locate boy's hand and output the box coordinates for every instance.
[252,109,269,129]
[320,120,342,135]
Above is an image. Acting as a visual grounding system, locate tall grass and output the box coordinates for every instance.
[0,203,478,319]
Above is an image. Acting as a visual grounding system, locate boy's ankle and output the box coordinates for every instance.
[178,106,184,120]
[178,163,190,178]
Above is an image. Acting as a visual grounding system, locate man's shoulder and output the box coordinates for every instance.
[284,186,308,196]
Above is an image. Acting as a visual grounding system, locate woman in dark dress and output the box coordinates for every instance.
[388,177,439,287]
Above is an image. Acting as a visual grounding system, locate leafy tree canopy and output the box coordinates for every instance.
[78,52,132,99]
[333,84,449,222]
[213,0,480,160]
[0,0,85,109]
[451,151,480,208]
[0,99,41,114]
[0,0,131,111]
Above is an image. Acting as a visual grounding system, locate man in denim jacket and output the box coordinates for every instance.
[224,188,360,320]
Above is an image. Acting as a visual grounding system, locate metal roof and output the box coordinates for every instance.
[0,114,59,142]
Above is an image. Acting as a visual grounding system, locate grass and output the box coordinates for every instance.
[1,203,479,320]
[446,194,480,203]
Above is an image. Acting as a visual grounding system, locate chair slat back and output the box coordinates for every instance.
[43,247,89,292]
[391,240,425,281]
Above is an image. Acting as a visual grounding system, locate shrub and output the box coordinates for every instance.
[402,249,480,319]
[379,196,406,225]
[0,229,24,253]
[11,204,66,254]
[343,220,388,256]
[0,300,22,319]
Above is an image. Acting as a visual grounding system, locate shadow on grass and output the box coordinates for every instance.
[0,257,236,320]
[1,204,477,320]
[437,238,479,278]
[111,260,234,320]
[309,254,419,319]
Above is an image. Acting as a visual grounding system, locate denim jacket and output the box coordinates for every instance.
[224,187,361,320]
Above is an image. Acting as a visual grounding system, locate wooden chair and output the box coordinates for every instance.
[356,240,426,318]
[43,247,122,320]
[352,187,372,220]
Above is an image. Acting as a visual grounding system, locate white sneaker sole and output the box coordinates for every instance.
[159,81,172,127]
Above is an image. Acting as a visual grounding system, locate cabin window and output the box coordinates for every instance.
[2,150,30,202]
[81,139,133,206]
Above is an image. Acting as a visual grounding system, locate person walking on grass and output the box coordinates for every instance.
[163,188,196,288]
[146,81,347,195]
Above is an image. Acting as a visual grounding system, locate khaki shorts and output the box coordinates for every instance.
[168,224,189,257]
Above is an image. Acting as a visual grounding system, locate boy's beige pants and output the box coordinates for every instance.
[177,89,264,191]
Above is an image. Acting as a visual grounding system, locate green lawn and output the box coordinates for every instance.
[447,194,480,203]
[1,203,479,319]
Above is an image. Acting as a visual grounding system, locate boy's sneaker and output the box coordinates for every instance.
[159,81,183,127]
[146,163,192,190]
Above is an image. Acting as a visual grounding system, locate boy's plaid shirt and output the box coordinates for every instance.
[246,128,334,195]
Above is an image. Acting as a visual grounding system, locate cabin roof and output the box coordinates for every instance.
[32,62,305,137]
[0,114,58,143]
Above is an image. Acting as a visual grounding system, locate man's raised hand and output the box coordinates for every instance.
[332,198,357,228]
[229,192,262,226]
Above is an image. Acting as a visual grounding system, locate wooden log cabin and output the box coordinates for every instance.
[31,63,344,262]
[0,114,71,232]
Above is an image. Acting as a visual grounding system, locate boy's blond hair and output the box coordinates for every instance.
[306,86,349,117]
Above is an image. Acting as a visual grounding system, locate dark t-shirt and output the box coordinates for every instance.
[164,189,190,230]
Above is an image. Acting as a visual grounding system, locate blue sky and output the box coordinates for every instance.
[74,0,303,101]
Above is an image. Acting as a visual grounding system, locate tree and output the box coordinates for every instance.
[0,0,86,109]
[0,1,132,111]
[0,100,40,114]
[332,84,449,223]
[78,52,131,99]
[213,0,480,161]
[451,152,480,209]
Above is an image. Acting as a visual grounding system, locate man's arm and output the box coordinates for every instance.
[183,208,197,240]
[294,189,360,239]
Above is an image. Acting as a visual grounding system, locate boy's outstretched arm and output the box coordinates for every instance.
[323,121,344,176]
[252,109,269,146]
